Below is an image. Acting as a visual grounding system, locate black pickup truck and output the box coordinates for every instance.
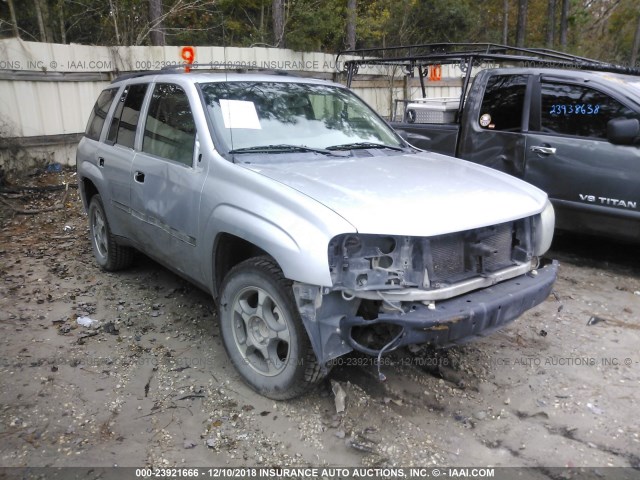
[338,44,640,242]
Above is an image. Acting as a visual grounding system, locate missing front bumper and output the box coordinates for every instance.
[340,260,558,356]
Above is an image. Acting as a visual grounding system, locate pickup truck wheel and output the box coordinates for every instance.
[88,195,134,271]
[219,257,324,399]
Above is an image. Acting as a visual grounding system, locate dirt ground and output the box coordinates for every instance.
[0,169,639,471]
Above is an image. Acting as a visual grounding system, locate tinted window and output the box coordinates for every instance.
[142,84,196,166]
[479,75,528,132]
[540,83,637,140]
[107,87,127,144]
[106,83,148,148]
[86,88,118,141]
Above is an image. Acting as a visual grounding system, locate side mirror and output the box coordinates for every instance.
[607,118,640,145]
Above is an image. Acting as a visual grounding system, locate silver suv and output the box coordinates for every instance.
[77,68,557,399]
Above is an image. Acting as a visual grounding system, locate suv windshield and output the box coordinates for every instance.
[199,81,404,156]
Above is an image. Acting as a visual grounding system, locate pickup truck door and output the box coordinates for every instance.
[130,82,206,278]
[523,78,640,238]
[458,73,531,178]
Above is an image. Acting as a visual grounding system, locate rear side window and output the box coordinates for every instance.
[106,83,149,148]
[540,82,638,140]
[142,83,196,167]
[479,75,528,132]
[85,88,118,141]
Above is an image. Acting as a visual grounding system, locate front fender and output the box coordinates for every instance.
[205,203,337,288]
[196,155,357,294]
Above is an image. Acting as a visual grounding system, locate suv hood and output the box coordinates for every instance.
[242,152,548,237]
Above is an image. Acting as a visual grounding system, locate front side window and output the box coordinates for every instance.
[200,82,402,155]
[86,88,118,141]
[540,83,638,140]
[142,83,196,166]
[107,83,148,148]
[478,75,528,132]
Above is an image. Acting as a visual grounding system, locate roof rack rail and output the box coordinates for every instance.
[112,63,298,83]
[112,69,167,83]
[336,42,639,88]
[160,62,297,76]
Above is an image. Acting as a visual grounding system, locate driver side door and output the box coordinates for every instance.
[523,78,640,238]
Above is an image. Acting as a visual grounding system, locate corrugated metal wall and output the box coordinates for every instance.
[0,39,464,172]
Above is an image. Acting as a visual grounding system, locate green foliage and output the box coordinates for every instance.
[285,0,347,52]
[0,0,637,65]
[606,0,640,65]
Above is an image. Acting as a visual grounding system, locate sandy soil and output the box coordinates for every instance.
[1,170,639,471]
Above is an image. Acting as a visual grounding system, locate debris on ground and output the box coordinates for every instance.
[0,169,639,469]
[331,380,347,414]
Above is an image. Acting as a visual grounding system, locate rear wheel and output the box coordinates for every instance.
[219,257,324,399]
[88,194,134,271]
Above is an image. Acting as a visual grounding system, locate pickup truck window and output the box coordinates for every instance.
[142,83,196,167]
[540,83,637,140]
[479,75,528,132]
[85,88,118,141]
[107,83,149,148]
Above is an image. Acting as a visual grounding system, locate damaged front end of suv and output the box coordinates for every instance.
[293,201,556,368]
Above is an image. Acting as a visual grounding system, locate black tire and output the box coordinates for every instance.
[218,256,325,399]
[88,194,134,271]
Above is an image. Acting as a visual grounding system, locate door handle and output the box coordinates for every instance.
[530,146,557,155]
[98,157,105,167]
[134,171,145,183]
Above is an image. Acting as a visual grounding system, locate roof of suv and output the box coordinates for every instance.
[112,68,335,86]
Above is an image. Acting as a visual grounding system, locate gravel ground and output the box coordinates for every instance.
[0,170,639,471]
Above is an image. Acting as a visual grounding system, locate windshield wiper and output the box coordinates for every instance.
[229,144,340,156]
[326,142,406,152]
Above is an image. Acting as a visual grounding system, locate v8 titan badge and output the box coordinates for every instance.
[479,113,492,127]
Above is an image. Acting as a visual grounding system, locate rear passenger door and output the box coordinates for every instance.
[98,82,149,235]
[130,83,206,277]
[523,77,640,238]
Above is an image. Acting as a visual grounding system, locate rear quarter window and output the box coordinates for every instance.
[106,83,149,148]
[85,88,118,141]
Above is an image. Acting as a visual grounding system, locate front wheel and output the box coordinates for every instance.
[218,257,324,399]
[88,194,134,271]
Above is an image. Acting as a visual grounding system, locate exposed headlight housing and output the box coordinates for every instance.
[328,220,535,297]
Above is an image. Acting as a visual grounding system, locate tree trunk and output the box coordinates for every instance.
[149,0,165,46]
[260,3,265,43]
[560,0,569,49]
[33,0,47,42]
[7,0,19,38]
[272,0,285,47]
[516,0,528,47]
[502,0,509,45]
[632,13,640,67]
[346,0,356,50]
[58,0,66,44]
[108,0,121,45]
[546,0,555,48]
